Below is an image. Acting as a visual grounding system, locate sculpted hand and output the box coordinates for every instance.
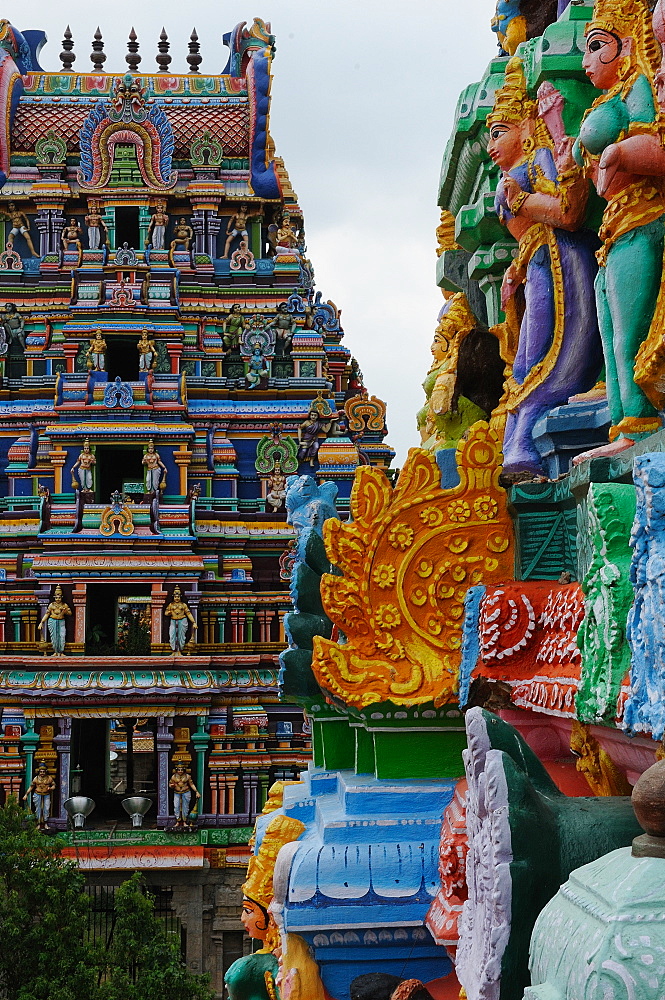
[501,262,522,309]
[502,175,523,210]
[597,142,622,197]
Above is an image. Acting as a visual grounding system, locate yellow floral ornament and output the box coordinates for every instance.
[311,422,514,708]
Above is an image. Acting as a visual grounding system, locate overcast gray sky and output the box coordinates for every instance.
[16,1,498,465]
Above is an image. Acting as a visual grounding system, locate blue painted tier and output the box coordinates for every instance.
[259,766,455,999]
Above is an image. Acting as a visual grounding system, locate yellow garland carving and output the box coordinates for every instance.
[311,422,514,708]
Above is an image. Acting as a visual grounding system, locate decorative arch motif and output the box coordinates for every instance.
[344,394,387,435]
[78,74,176,191]
[311,423,514,708]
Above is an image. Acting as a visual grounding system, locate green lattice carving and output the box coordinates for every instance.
[190,129,224,167]
[255,433,298,475]
[576,483,636,725]
[35,128,67,165]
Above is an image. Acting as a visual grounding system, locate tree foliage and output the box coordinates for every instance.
[0,799,212,1000]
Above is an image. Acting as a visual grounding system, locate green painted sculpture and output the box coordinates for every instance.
[576,483,636,725]
[225,952,280,1000]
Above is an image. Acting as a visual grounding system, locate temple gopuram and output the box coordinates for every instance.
[0,16,393,992]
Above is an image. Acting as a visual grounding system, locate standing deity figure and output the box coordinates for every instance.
[85,200,107,250]
[22,763,56,829]
[266,461,287,512]
[488,57,602,475]
[148,200,169,250]
[137,328,157,371]
[86,329,107,371]
[223,303,246,352]
[0,202,37,256]
[2,302,25,350]
[61,218,82,254]
[224,202,250,258]
[39,584,72,656]
[170,218,193,252]
[297,401,335,467]
[568,0,665,456]
[270,301,296,352]
[142,439,167,493]
[246,346,270,389]
[276,211,299,250]
[169,763,200,829]
[164,586,197,653]
[72,437,96,491]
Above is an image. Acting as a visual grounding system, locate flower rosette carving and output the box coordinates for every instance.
[312,423,514,708]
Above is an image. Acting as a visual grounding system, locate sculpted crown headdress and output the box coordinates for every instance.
[487,57,537,126]
[242,813,305,910]
[586,0,660,79]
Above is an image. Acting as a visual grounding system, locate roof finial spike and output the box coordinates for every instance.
[126,26,141,73]
[187,27,202,74]
[156,27,171,73]
[90,27,106,73]
[60,25,75,71]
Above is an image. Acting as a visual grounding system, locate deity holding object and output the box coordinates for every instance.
[85,199,108,250]
[269,301,296,352]
[170,218,193,252]
[164,585,197,653]
[246,345,270,389]
[223,303,246,352]
[224,202,250,258]
[137,328,157,371]
[72,437,96,491]
[168,762,200,829]
[86,329,107,371]
[2,302,24,350]
[488,57,602,475]
[265,462,287,513]
[142,438,166,493]
[22,763,55,829]
[297,402,334,468]
[39,584,71,656]
[61,217,82,255]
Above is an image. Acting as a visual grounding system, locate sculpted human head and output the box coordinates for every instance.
[240,896,269,940]
[582,28,627,90]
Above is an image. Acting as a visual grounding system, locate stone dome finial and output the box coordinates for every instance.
[631,758,665,857]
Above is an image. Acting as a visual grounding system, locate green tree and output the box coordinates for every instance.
[97,873,212,1000]
[0,796,97,1000]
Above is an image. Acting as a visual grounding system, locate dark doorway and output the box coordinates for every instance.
[70,718,109,803]
[86,582,151,654]
[114,206,140,249]
[106,335,138,381]
[96,445,144,502]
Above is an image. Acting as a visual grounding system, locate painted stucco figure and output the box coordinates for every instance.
[572,0,665,455]
[164,585,197,653]
[169,762,200,829]
[488,57,602,475]
[72,437,96,491]
[142,438,166,492]
[23,763,55,828]
[39,584,71,656]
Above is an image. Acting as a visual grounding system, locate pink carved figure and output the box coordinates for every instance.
[537,81,576,172]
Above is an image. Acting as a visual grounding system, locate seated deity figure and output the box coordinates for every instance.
[164,586,197,653]
[39,584,71,656]
[170,218,193,252]
[488,57,602,475]
[142,439,166,493]
[22,763,56,829]
[86,329,107,371]
[246,346,270,389]
[61,218,82,254]
[266,462,287,512]
[168,762,200,829]
[137,328,157,371]
[72,437,96,491]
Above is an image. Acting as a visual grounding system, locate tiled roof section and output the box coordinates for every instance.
[12,102,250,159]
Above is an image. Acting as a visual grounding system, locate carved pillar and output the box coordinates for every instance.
[245,608,255,643]
[190,211,206,255]
[167,341,183,374]
[49,446,67,494]
[63,341,79,374]
[243,771,259,818]
[191,717,209,813]
[156,715,174,827]
[20,718,39,791]
[190,208,223,257]
[34,206,65,257]
[216,608,226,643]
[54,717,72,827]
[258,772,270,810]
[174,445,193,496]
[72,583,86,645]
[226,772,237,814]
[151,585,167,646]
[9,609,21,643]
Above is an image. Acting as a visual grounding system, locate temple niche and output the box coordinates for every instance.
[0,17,392,996]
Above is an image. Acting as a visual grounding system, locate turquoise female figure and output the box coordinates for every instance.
[573,0,665,455]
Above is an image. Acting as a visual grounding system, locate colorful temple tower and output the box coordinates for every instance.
[0,16,392,991]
